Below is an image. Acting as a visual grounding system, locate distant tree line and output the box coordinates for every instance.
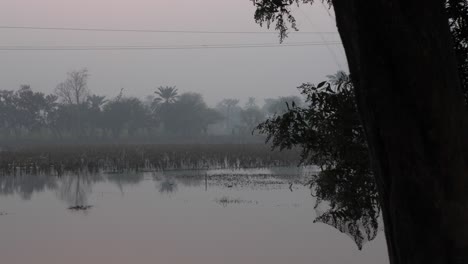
[0,69,302,143]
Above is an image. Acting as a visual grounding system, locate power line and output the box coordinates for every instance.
[0,41,342,48]
[0,42,343,51]
[0,25,339,35]
[298,8,344,71]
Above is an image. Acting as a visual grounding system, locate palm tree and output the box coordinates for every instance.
[154,86,179,104]
[86,95,107,110]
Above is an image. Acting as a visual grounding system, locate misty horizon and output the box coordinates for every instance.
[0,0,346,105]
[8,68,309,108]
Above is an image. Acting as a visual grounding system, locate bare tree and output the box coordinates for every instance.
[55,69,90,105]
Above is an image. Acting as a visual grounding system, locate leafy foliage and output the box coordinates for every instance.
[256,72,380,249]
[102,97,150,138]
[253,0,468,93]
[161,92,222,135]
[253,0,468,249]
[446,0,468,103]
[251,0,326,42]
[1,77,265,141]
[0,86,56,136]
[154,86,179,104]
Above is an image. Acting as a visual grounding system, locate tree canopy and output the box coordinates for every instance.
[254,0,468,253]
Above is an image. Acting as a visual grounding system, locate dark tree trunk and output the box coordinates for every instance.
[331,0,468,263]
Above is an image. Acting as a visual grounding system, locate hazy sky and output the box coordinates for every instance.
[0,0,347,105]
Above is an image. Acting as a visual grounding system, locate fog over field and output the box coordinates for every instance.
[0,0,346,105]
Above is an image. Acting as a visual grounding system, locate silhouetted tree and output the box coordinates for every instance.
[82,95,107,138]
[0,90,15,137]
[14,85,49,134]
[154,86,179,104]
[163,92,220,136]
[447,0,468,103]
[257,72,379,249]
[241,99,265,133]
[245,97,257,109]
[253,1,468,263]
[55,69,90,105]
[53,69,92,138]
[102,97,151,138]
[0,86,55,138]
[217,98,241,133]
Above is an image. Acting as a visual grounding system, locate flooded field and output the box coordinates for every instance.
[0,166,388,264]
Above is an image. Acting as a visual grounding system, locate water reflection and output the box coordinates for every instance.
[215,196,257,207]
[0,174,57,200]
[107,172,145,195]
[0,166,381,250]
[57,173,98,208]
[158,176,178,194]
[0,167,309,199]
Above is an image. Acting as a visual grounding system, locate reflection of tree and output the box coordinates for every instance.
[157,176,178,194]
[107,173,145,195]
[313,190,381,250]
[57,174,97,207]
[0,174,57,200]
[175,175,202,188]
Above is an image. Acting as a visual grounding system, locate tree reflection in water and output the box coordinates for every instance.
[0,169,381,248]
[0,174,57,200]
[107,173,145,195]
[57,173,98,209]
[255,73,382,249]
[158,176,178,194]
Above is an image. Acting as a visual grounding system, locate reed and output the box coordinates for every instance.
[0,144,300,176]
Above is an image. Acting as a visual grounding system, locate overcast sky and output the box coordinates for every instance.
[0,0,347,106]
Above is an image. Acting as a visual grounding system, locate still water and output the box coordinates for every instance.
[0,167,387,264]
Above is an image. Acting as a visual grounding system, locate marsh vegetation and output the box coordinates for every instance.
[0,143,300,176]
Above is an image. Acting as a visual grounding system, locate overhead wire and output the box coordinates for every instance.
[0,41,343,51]
[0,25,342,51]
[319,3,348,64]
[297,8,345,71]
[0,25,339,35]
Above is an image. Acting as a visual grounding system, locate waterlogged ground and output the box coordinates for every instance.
[0,167,388,264]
